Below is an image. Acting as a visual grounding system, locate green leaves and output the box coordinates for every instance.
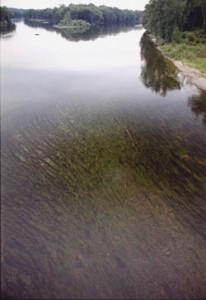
[0,6,16,32]
[144,0,206,42]
[23,4,142,27]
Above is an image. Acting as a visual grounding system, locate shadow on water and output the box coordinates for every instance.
[24,19,140,42]
[188,91,206,124]
[140,32,181,96]
[57,25,137,42]
[0,24,16,35]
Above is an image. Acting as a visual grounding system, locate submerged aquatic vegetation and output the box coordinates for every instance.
[2,101,206,299]
[1,21,206,299]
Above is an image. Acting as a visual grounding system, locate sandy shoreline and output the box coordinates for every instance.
[147,32,206,91]
[169,60,206,91]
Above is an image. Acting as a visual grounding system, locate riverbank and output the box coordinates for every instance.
[0,19,16,33]
[169,60,206,91]
[53,24,90,29]
[146,31,206,91]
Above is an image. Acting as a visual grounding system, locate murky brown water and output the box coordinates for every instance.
[1,22,206,299]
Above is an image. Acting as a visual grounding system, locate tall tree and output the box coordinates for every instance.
[0,6,16,31]
[143,0,206,42]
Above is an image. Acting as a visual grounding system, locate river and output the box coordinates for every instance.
[1,21,206,299]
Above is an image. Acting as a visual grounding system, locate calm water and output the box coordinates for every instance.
[1,21,206,299]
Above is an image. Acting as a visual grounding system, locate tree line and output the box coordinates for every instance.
[11,4,142,27]
[0,6,16,31]
[143,0,206,42]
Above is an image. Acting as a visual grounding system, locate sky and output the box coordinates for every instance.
[0,0,149,11]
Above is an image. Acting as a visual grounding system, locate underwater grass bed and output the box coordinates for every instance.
[2,104,206,299]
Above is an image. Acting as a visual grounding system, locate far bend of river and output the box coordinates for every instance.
[1,21,206,299]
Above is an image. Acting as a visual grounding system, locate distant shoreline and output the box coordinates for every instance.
[53,24,90,30]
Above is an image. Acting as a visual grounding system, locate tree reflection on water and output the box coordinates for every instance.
[140,32,181,96]
[24,19,136,42]
[188,91,206,125]
[140,32,206,125]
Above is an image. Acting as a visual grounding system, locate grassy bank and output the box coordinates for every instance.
[160,31,206,76]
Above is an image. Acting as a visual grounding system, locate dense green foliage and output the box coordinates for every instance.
[10,8,27,18]
[0,6,15,32]
[144,0,206,42]
[22,4,142,27]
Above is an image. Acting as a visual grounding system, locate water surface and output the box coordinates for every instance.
[1,22,206,299]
